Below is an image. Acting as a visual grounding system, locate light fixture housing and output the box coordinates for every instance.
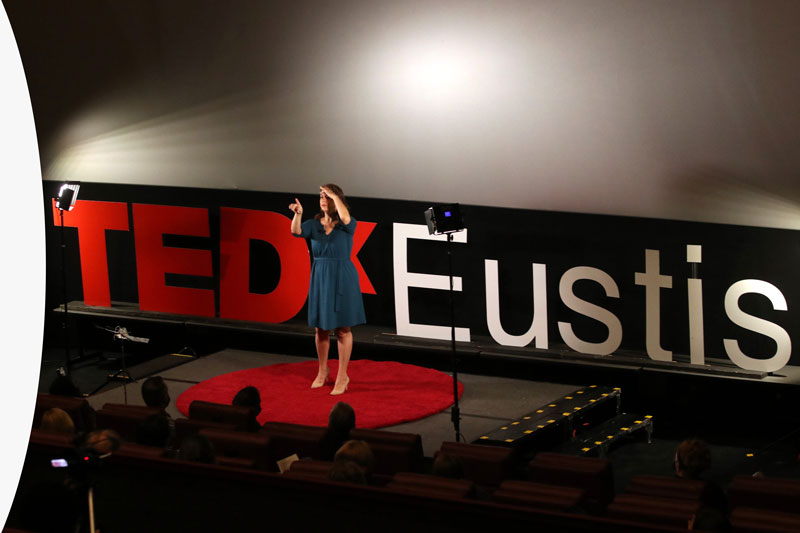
[55,182,81,211]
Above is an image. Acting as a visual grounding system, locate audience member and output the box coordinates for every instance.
[232,385,262,430]
[334,440,374,481]
[674,438,729,531]
[40,407,76,434]
[48,373,81,397]
[177,434,216,464]
[141,376,170,410]
[432,452,464,479]
[81,429,121,457]
[135,413,173,449]
[675,438,711,479]
[232,385,261,413]
[321,401,355,460]
[328,459,367,485]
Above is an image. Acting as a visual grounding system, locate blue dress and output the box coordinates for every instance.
[295,217,366,330]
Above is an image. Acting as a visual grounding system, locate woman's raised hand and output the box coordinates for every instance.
[289,198,303,215]
[320,186,337,201]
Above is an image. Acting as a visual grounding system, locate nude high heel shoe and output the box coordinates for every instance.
[330,376,349,396]
[311,368,329,389]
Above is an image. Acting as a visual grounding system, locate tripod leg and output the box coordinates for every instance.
[88,486,96,533]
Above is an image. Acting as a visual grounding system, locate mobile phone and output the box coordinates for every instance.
[51,458,68,468]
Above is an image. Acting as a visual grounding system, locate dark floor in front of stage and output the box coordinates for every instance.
[39,347,800,493]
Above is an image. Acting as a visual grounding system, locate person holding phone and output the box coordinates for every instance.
[289,184,365,395]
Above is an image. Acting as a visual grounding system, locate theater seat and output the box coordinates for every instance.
[607,493,701,529]
[34,393,96,432]
[284,459,334,480]
[728,475,800,514]
[624,474,708,501]
[174,418,240,444]
[117,442,168,460]
[493,480,587,512]
[28,428,75,451]
[387,472,475,499]
[188,400,258,431]
[528,452,614,508]
[349,428,424,475]
[730,506,800,532]
[260,422,326,464]
[198,427,271,470]
[95,403,163,441]
[438,442,518,487]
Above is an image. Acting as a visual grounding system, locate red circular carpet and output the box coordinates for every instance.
[176,360,464,429]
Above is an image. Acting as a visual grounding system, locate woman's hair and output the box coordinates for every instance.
[328,401,356,434]
[39,408,75,434]
[178,434,216,464]
[675,438,711,479]
[141,376,170,409]
[334,440,374,475]
[320,402,356,461]
[232,385,262,416]
[316,183,349,223]
[432,452,464,479]
[83,429,121,456]
[135,413,172,448]
[328,459,367,485]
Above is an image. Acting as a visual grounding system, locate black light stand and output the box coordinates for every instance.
[425,204,466,442]
[55,182,80,376]
[90,325,149,403]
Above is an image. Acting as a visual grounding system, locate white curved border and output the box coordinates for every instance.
[0,4,45,527]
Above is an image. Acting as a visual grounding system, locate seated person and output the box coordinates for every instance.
[674,438,729,530]
[674,438,711,480]
[334,440,374,482]
[321,401,355,460]
[135,413,173,452]
[48,373,81,397]
[141,376,170,411]
[232,385,261,414]
[80,429,121,458]
[39,407,76,434]
[177,434,216,464]
[232,385,262,430]
[432,452,464,479]
[328,459,367,485]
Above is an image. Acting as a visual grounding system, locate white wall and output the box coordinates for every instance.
[22,0,800,230]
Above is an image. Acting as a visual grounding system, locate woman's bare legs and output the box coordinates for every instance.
[311,328,330,388]
[330,327,352,395]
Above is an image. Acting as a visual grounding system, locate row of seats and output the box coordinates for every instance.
[284,458,586,511]
[603,471,800,531]
[34,394,428,475]
[24,428,613,522]
[27,425,800,532]
[31,394,800,531]
[33,393,96,432]
[19,432,658,532]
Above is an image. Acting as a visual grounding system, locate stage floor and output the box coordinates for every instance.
[72,348,580,456]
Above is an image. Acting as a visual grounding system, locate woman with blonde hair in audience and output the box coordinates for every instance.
[334,439,374,481]
[39,407,75,434]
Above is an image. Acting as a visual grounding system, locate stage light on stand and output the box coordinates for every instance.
[55,182,81,377]
[56,182,80,211]
[424,203,465,235]
[423,203,466,442]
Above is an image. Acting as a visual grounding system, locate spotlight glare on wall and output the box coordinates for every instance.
[369,31,504,113]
